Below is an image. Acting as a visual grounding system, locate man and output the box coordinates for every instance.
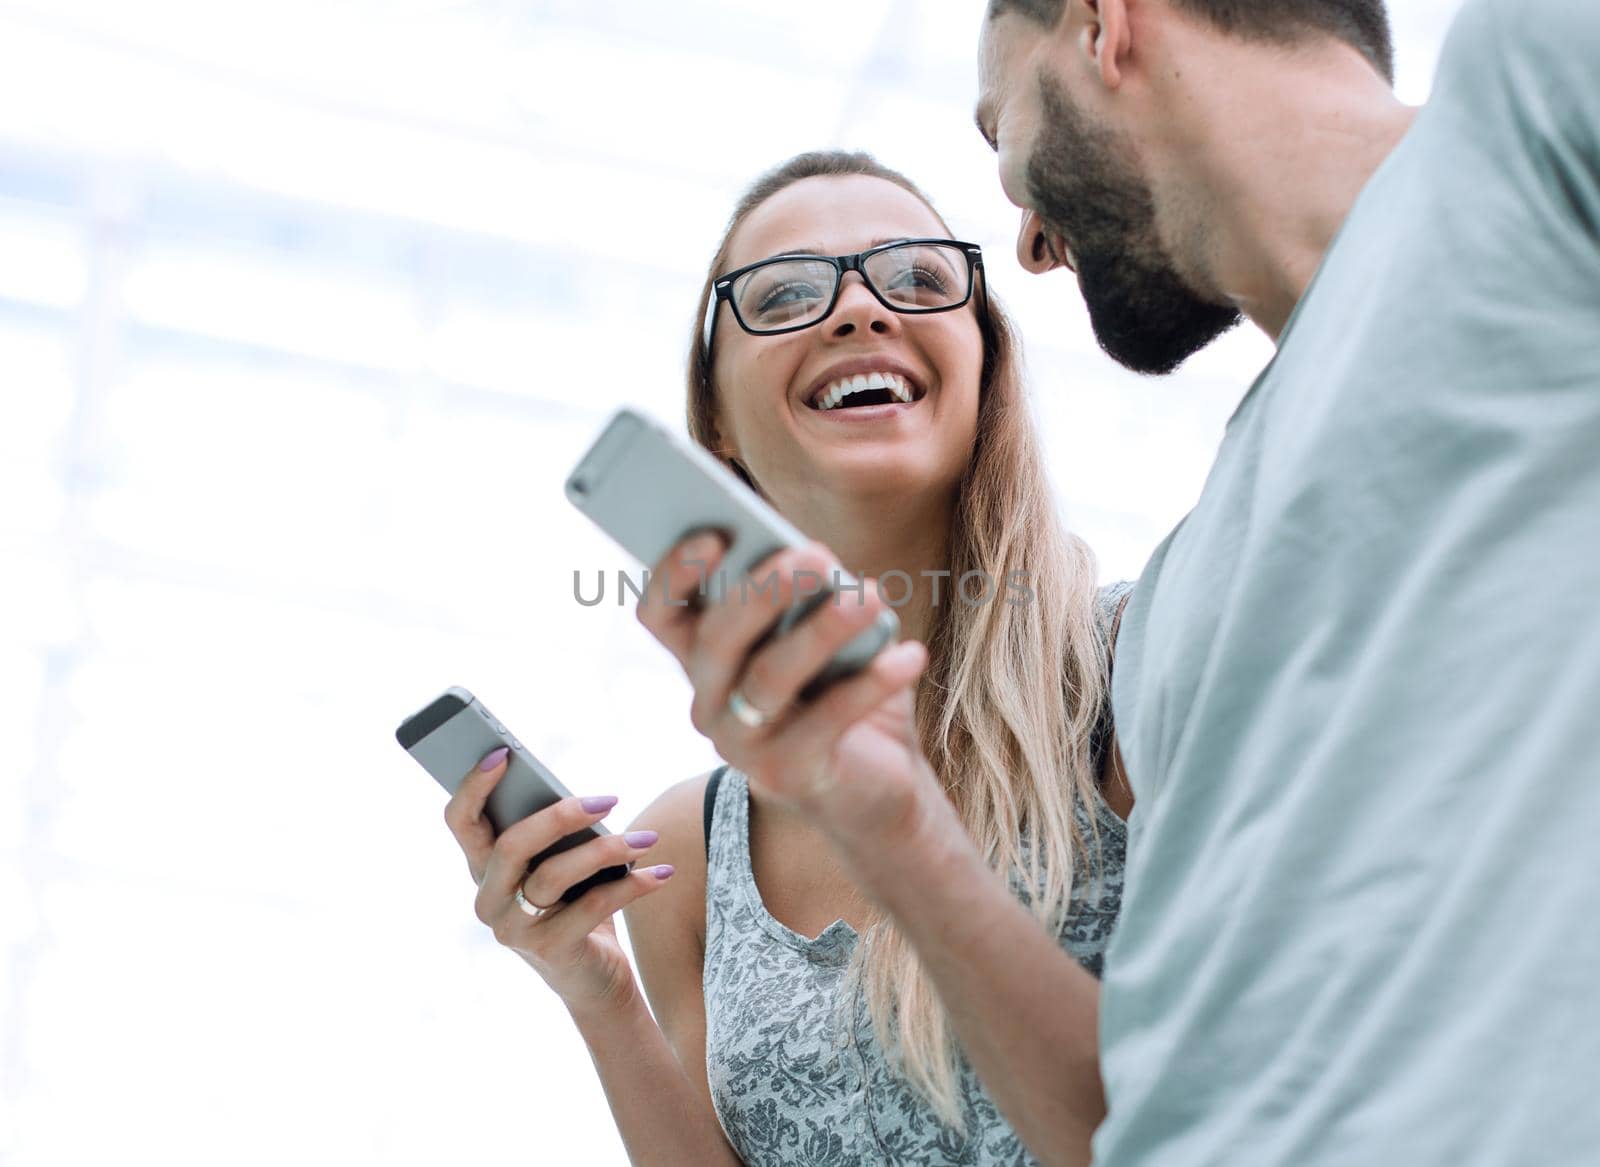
[637,1,1599,1162]
[973,0,1599,1162]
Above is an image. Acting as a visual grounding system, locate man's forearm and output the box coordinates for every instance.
[829,789,1105,1167]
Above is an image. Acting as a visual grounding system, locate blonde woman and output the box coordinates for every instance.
[444,152,1131,1165]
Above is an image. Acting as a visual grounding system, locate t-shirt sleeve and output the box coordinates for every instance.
[1489,0,1600,239]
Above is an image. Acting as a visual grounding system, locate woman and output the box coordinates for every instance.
[444,151,1132,1165]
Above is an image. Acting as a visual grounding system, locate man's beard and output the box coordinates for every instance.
[1026,75,1240,375]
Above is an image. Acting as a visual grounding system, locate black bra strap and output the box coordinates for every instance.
[703,765,730,861]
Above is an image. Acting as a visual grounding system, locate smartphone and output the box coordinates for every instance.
[395,686,628,903]
[565,407,898,697]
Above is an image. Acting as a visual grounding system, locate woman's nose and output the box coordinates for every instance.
[826,273,899,337]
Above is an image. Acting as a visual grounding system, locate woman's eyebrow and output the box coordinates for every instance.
[766,237,916,259]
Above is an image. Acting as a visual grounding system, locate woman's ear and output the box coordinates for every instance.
[706,413,758,492]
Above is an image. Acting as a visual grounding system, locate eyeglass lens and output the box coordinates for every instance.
[731,242,970,333]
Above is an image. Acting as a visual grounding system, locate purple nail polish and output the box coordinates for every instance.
[652,864,675,880]
[580,795,619,814]
[477,747,509,771]
[624,830,659,849]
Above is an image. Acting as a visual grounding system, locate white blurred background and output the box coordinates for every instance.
[0,2,1464,1162]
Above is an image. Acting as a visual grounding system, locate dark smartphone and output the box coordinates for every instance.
[395,686,628,903]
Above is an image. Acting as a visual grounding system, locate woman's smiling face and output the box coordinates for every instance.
[708,174,985,514]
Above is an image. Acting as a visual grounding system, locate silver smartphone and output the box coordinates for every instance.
[565,407,898,697]
[395,686,627,902]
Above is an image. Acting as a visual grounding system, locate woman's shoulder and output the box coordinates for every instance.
[630,770,716,837]
[628,770,720,888]
[1096,579,1136,616]
[621,770,722,970]
[1095,580,1137,645]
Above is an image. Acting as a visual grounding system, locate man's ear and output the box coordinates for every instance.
[1081,0,1132,90]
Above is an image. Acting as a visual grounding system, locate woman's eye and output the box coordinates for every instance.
[761,281,822,307]
[891,264,951,292]
[755,280,824,318]
[883,263,955,305]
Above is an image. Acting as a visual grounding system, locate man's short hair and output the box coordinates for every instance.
[987,0,1395,84]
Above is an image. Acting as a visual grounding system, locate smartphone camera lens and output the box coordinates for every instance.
[569,476,589,498]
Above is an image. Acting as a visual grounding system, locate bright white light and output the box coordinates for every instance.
[0,203,88,308]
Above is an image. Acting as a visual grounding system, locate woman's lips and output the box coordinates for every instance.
[807,398,919,422]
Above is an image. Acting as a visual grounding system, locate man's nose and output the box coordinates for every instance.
[1016,209,1063,275]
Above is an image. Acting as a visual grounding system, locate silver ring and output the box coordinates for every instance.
[514,887,549,919]
[727,687,773,730]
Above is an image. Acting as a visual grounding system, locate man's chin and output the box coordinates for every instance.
[1080,271,1243,375]
[1089,319,1228,375]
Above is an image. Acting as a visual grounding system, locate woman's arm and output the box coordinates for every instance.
[564,988,737,1167]
[442,757,738,1166]
[616,776,731,1144]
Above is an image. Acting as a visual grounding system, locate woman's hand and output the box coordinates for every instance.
[442,748,675,1016]
[636,532,937,852]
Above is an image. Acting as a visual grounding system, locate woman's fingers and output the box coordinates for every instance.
[442,747,513,884]
[476,794,621,906]
[524,864,677,949]
[517,828,662,910]
[636,531,728,664]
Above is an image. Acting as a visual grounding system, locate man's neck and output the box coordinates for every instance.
[1150,37,1418,339]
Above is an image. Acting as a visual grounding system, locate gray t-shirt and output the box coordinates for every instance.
[1101,2,1600,1164]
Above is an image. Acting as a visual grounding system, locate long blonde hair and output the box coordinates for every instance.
[686,151,1108,1125]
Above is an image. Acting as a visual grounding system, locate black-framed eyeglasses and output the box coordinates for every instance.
[701,238,987,357]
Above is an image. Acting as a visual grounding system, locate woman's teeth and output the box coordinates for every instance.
[815,371,914,411]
